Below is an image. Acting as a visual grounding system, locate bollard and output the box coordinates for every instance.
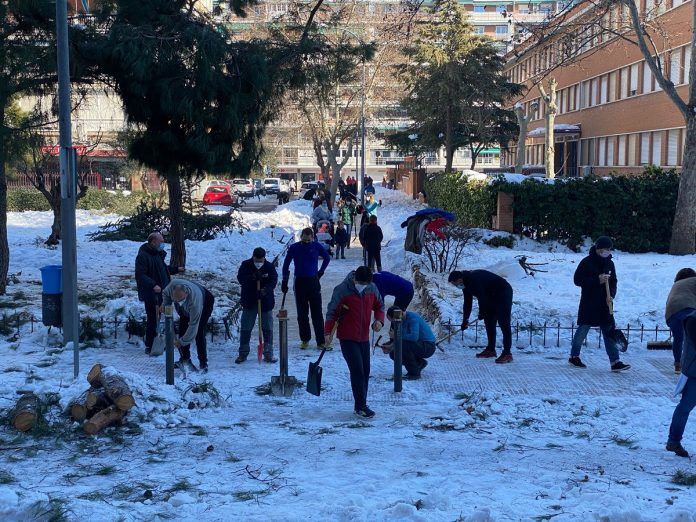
[392,308,403,393]
[271,308,297,396]
[164,305,175,385]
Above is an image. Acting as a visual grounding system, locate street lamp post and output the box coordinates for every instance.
[359,56,366,205]
[56,0,80,378]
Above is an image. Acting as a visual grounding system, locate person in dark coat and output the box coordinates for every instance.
[665,268,696,373]
[667,312,696,458]
[448,269,513,364]
[373,271,414,310]
[235,247,278,364]
[134,232,184,355]
[569,236,630,371]
[334,221,349,259]
[360,215,383,272]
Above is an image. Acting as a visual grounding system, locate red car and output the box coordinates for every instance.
[202,186,238,206]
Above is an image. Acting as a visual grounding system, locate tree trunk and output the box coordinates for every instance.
[670,115,696,254]
[545,112,555,179]
[67,387,109,421]
[445,104,454,173]
[46,204,61,246]
[83,405,126,435]
[86,363,135,411]
[0,103,8,295]
[12,393,43,432]
[515,106,528,173]
[166,174,186,269]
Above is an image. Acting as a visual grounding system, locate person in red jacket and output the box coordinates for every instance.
[325,266,385,418]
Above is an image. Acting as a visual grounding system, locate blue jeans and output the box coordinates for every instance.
[667,308,696,364]
[669,377,696,444]
[570,323,620,364]
[239,308,274,357]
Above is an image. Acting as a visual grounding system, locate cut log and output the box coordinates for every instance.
[12,393,43,432]
[85,388,110,412]
[67,389,91,421]
[86,364,135,412]
[83,405,126,435]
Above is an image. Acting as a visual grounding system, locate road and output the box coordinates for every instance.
[203,193,297,213]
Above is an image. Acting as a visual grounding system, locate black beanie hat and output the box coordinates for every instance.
[448,271,464,284]
[595,236,613,249]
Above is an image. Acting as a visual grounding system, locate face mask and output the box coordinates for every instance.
[254,262,264,269]
[158,244,165,251]
[455,283,465,290]
[598,251,611,258]
[355,283,367,294]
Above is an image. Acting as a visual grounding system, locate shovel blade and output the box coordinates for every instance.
[270,375,297,397]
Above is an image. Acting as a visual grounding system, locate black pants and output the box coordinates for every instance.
[483,288,513,353]
[393,289,414,311]
[366,248,382,272]
[178,290,214,366]
[295,276,325,345]
[389,340,436,375]
[144,299,159,348]
[340,340,370,410]
[335,243,346,258]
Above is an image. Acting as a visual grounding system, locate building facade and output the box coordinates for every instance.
[502,0,692,177]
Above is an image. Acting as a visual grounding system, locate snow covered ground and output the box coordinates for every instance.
[0,187,695,521]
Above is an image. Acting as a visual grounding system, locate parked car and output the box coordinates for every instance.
[264,177,280,194]
[203,186,238,206]
[299,181,318,199]
[229,178,255,197]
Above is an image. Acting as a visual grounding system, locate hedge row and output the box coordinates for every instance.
[7,188,144,216]
[424,167,679,253]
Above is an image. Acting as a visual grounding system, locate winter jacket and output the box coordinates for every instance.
[340,204,354,225]
[311,204,333,225]
[282,240,331,279]
[135,243,177,303]
[401,312,436,343]
[237,259,278,312]
[373,271,413,301]
[362,184,376,198]
[302,188,315,201]
[666,277,696,322]
[162,279,211,345]
[325,272,385,342]
[365,200,379,216]
[360,223,383,251]
[334,228,349,246]
[681,310,696,378]
[459,270,513,323]
[574,246,617,326]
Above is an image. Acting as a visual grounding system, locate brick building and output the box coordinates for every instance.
[501,0,692,177]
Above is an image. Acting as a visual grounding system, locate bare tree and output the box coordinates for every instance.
[514,100,539,172]
[538,78,558,178]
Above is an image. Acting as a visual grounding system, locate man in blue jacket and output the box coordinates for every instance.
[373,271,414,310]
[383,307,436,380]
[667,313,696,458]
[236,247,278,364]
[282,227,331,349]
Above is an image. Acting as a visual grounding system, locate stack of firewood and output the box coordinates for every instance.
[66,363,136,435]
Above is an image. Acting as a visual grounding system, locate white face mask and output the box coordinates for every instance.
[355,283,367,294]
[254,262,264,269]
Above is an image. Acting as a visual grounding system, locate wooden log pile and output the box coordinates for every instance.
[66,363,135,435]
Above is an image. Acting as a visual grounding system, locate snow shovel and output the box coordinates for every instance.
[307,305,347,396]
[605,273,628,352]
[150,308,165,356]
[257,279,264,363]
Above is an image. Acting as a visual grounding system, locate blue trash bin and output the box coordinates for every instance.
[40,265,63,295]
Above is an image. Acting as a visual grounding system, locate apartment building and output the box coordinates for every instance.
[502,0,692,177]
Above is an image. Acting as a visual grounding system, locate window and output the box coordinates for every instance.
[620,68,628,99]
[600,75,608,104]
[496,4,507,13]
[617,136,627,166]
[685,46,692,81]
[640,133,650,164]
[580,80,590,108]
[590,78,598,106]
[628,134,638,165]
[629,63,638,95]
[496,25,509,35]
[606,137,615,167]
[475,26,485,34]
[642,62,653,93]
[652,131,662,165]
[668,130,680,166]
[598,137,607,166]
[670,49,683,85]
[608,72,617,102]
[474,5,485,12]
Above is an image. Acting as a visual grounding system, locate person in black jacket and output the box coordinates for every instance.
[334,221,349,259]
[569,236,630,371]
[448,269,514,364]
[360,215,383,272]
[235,247,278,363]
[135,232,184,355]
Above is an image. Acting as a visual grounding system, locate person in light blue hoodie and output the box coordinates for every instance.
[382,307,436,380]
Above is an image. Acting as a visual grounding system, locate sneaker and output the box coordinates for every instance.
[675,362,682,374]
[354,406,376,418]
[263,356,278,363]
[318,343,333,351]
[199,364,208,374]
[300,342,310,350]
[418,359,428,371]
[144,346,152,355]
[235,355,247,364]
[666,441,690,458]
[476,349,497,358]
[568,356,586,368]
[341,256,346,259]
[611,361,631,372]
[403,373,421,380]
[495,352,513,364]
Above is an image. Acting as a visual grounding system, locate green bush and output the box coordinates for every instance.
[424,172,496,228]
[7,187,144,215]
[484,235,515,248]
[491,167,679,253]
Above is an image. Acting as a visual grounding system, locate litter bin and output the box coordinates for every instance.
[40,265,62,327]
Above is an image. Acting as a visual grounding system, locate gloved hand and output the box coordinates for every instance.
[317,270,324,280]
[281,279,289,294]
[461,320,469,331]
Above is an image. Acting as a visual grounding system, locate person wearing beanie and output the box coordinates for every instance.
[569,236,630,372]
[448,269,514,364]
[382,307,436,380]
